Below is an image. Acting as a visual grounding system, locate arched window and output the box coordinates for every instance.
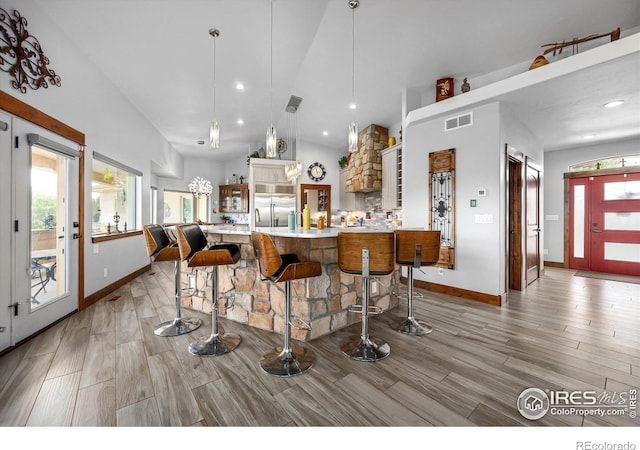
[569,155,640,171]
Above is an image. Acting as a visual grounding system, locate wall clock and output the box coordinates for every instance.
[307,162,326,181]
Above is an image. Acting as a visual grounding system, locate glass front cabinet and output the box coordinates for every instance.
[219,184,249,213]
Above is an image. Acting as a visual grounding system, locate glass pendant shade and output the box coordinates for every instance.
[348,121,358,153]
[266,125,277,158]
[210,120,219,148]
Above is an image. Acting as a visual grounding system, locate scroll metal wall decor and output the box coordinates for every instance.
[429,148,455,269]
[0,8,61,93]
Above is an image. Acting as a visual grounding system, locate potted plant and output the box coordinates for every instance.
[338,155,348,169]
[221,214,231,224]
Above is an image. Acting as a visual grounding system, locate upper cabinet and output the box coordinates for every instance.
[382,144,402,210]
[219,184,249,213]
[250,160,289,184]
[339,168,365,211]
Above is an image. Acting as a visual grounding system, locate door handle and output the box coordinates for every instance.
[592,229,602,233]
[8,302,20,316]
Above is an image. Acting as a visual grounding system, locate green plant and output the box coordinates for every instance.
[247,151,260,165]
[338,155,348,169]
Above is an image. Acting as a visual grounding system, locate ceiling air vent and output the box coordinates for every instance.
[444,111,473,131]
[285,95,303,113]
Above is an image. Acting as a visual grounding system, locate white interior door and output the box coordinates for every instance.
[10,122,79,345]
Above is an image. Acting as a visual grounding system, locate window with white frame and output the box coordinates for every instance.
[92,152,141,235]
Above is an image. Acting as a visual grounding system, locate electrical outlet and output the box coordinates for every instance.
[371,281,378,294]
[438,268,444,275]
[93,243,99,254]
[103,268,108,277]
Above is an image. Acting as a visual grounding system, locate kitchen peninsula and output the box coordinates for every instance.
[180,226,400,341]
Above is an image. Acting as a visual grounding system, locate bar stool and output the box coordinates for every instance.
[337,231,395,362]
[143,224,202,337]
[389,229,441,336]
[251,232,322,377]
[176,223,241,356]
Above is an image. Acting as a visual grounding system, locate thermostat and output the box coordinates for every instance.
[477,188,487,197]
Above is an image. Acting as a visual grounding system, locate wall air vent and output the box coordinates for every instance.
[444,111,473,131]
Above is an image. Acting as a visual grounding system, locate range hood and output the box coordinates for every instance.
[344,124,388,192]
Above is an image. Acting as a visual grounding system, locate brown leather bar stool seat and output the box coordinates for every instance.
[143,224,202,337]
[251,232,322,377]
[338,231,395,362]
[389,229,441,336]
[176,223,241,356]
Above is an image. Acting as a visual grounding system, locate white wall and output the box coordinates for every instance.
[404,102,503,296]
[543,137,640,263]
[0,1,184,297]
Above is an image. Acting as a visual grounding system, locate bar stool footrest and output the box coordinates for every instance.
[341,336,390,362]
[289,316,311,331]
[347,304,383,315]
[215,295,235,312]
[154,317,202,337]
[188,332,241,356]
[389,316,433,336]
[260,345,315,377]
[179,288,196,298]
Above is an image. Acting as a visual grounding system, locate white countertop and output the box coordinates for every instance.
[201,226,396,238]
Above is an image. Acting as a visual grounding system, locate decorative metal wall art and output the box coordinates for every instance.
[429,148,456,269]
[0,8,61,93]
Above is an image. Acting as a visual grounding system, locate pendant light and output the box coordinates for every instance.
[209,28,220,148]
[266,0,277,158]
[347,0,359,153]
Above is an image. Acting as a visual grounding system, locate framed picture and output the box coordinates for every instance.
[436,77,454,102]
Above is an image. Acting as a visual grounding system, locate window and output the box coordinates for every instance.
[92,152,141,236]
[569,155,640,171]
[196,195,209,223]
[150,186,158,224]
[163,190,194,224]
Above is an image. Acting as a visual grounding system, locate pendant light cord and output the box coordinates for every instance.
[351,5,355,103]
[270,0,274,126]
[213,34,216,119]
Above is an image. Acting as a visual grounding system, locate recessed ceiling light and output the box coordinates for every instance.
[582,134,596,140]
[349,102,357,110]
[237,119,244,125]
[604,100,624,108]
[236,82,245,91]
[322,131,328,136]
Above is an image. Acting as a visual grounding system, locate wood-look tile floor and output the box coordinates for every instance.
[1,264,638,428]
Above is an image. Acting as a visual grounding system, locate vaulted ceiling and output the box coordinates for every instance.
[33,0,640,161]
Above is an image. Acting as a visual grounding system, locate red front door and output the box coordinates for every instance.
[570,173,640,276]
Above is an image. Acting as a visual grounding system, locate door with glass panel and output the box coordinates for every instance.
[570,173,640,276]
[11,131,80,344]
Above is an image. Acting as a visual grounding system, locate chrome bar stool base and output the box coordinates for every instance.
[188,332,241,356]
[341,336,390,362]
[154,317,202,337]
[260,345,314,377]
[388,316,433,336]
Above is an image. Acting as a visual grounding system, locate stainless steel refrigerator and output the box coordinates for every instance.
[253,183,297,227]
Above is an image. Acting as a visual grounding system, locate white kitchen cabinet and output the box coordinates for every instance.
[339,168,365,211]
[250,159,289,183]
[382,144,402,210]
